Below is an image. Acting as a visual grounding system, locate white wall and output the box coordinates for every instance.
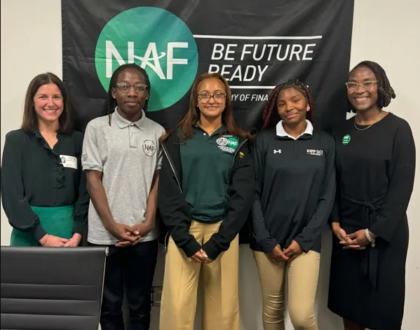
[1,1,419,329]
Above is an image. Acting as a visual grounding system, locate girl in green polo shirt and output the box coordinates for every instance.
[158,72,254,330]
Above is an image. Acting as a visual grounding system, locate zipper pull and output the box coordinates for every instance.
[163,232,170,253]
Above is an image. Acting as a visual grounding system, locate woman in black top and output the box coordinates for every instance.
[251,79,336,330]
[1,72,88,247]
[158,73,254,330]
[328,61,416,330]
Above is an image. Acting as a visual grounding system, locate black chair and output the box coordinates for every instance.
[1,246,107,330]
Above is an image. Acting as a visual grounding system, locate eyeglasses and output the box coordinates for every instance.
[115,83,148,94]
[197,92,226,103]
[345,81,378,91]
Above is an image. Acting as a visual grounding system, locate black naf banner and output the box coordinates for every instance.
[62,0,354,133]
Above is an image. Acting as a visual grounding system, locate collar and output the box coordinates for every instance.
[276,120,313,140]
[32,129,68,138]
[112,107,145,130]
[193,122,227,134]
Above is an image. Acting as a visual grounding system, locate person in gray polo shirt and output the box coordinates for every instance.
[82,64,165,330]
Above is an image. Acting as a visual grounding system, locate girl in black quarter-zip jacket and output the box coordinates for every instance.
[251,79,336,330]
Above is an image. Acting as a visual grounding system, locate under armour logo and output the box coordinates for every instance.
[273,149,282,154]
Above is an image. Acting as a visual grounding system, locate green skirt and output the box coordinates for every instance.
[10,205,74,247]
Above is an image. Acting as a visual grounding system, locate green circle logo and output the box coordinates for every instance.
[95,7,199,112]
[342,134,351,145]
[227,137,239,149]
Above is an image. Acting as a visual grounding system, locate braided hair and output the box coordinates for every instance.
[348,61,396,112]
[105,63,151,125]
[262,79,315,130]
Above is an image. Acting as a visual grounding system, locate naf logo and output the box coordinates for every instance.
[307,149,324,156]
[273,149,282,154]
[95,7,198,112]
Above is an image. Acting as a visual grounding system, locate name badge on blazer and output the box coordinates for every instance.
[60,155,78,169]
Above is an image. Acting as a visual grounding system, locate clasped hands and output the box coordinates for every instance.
[107,221,153,247]
[39,233,82,247]
[268,240,303,264]
[191,248,213,264]
[332,222,374,250]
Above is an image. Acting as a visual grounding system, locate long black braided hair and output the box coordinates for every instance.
[105,63,151,125]
[262,79,315,130]
[348,60,396,112]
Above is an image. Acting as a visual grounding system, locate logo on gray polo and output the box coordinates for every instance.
[142,139,157,157]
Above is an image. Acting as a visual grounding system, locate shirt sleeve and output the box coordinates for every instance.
[202,140,255,260]
[370,122,416,243]
[1,130,47,240]
[156,126,166,170]
[329,168,341,226]
[158,146,201,257]
[328,131,342,230]
[72,132,89,235]
[251,134,278,252]
[294,134,336,252]
[82,122,103,172]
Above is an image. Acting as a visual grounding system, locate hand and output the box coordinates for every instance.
[115,233,141,247]
[114,229,141,248]
[332,222,348,242]
[332,222,365,250]
[283,240,303,262]
[106,222,139,243]
[39,234,69,247]
[115,222,153,247]
[202,249,214,264]
[132,222,153,237]
[346,229,372,248]
[191,249,208,263]
[268,244,289,263]
[63,233,82,247]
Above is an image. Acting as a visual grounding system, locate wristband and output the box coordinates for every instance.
[365,228,375,247]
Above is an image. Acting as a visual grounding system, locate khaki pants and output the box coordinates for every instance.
[253,250,320,330]
[159,221,239,330]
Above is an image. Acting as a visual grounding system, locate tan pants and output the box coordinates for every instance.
[159,221,239,330]
[253,250,321,330]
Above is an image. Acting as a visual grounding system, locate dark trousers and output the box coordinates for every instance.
[91,239,158,330]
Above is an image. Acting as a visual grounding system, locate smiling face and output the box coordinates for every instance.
[33,83,64,124]
[196,77,227,119]
[346,66,379,112]
[276,87,308,126]
[111,68,149,116]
